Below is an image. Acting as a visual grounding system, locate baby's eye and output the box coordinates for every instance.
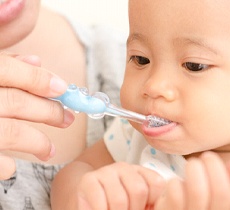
[182,62,209,72]
[130,56,150,66]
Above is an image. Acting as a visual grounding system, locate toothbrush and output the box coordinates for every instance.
[54,84,170,127]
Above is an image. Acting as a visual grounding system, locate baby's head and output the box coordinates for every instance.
[0,0,41,49]
[121,0,230,155]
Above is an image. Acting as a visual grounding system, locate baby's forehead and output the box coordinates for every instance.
[129,0,230,31]
[128,0,230,15]
[128,0,230,58]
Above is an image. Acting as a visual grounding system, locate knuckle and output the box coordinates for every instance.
[132,182,148,197]
[4,88,27,114]
[111,196,128,209]
[0,119,21,149]
[81,172,96,183]
[27,66,44,88]
[26,65,52,94]
[45,101,64,123]
[0,56,14,85]
[79,172,99,189]
[113,162,129,169]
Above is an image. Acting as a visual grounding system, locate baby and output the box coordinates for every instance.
[51,0,230,209]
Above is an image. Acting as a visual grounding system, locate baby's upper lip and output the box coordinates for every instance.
[146,112,171,121]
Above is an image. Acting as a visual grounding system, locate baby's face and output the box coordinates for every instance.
[121,0,230,155]
[0,0,41,49]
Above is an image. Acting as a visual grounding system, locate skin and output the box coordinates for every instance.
[123,0,230,156]
[0,0,40,49]
[0,0,86,178]
[51,0,230,209]
[0,53,71,179]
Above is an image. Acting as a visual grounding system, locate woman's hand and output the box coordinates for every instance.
[0,53,75,179]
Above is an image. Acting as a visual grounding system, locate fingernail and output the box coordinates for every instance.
[62,110,75,127]
[49,143,56,158]
[78,196,92,210]
[50,77,67,95]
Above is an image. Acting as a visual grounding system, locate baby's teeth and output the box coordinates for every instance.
[146,115,171,127]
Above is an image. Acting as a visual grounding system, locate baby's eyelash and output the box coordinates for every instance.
[129,56,150,66]
[182,62,210,72]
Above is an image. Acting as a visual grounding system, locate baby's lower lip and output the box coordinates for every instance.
[142,122,177,137]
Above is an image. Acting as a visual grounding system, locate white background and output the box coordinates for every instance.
[41,0,129,33]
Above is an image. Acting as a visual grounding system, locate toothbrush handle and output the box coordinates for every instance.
[105,103,147,124]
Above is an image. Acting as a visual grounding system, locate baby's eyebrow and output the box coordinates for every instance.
[126,33,146,46]
[173,37,219,55]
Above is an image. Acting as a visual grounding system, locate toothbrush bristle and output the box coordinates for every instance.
[146,115,171,127]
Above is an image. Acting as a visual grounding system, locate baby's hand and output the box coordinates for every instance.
[154,152,230,210]
[77,162,165,210]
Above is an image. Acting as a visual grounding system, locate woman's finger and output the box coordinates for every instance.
[0,54,67,97]
[0,118,55,161]
[0,155,16,180]
[0,87,74,127]
[0,52,41,66]
[15,54,42,66]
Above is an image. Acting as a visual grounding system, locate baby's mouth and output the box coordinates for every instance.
[146,115,172,127]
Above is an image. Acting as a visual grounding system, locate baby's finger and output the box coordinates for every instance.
[154,178,185,210]
[0,118,55,161]
[77,172,108,210]
[105,163,148,210]
[0,54,67,97]
[0,88,74,127]
[96,164,130,210]
[137,166,166,207]
[0,155,16,180]
[185,158,210,210]
[201,152,230,210]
